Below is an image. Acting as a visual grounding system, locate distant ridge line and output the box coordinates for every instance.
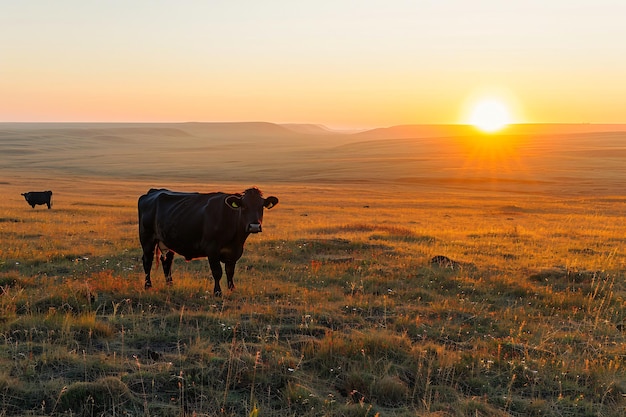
[2,121,625,139]
[353,123,626,139]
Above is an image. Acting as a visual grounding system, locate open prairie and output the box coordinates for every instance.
[1,123,626,416]
[3,122,626,194]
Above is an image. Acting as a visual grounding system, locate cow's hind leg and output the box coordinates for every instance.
[161,250,174,285]
[208,258,223,296]
[142,244,155,289]
[225,261,236,291]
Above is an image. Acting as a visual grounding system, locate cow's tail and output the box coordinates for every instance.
[154,244,161,271]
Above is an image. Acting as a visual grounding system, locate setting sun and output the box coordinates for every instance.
[468,99,512,133]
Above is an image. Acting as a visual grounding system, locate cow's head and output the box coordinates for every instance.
[21,193,30,201]
[225,188,278,233]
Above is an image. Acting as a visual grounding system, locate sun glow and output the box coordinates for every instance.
[457,92,526,173]
[468,99,512,133]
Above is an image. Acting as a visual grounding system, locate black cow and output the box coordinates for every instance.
[138,187,278,295]
[21,191,53,209]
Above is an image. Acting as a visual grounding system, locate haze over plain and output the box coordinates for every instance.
[2,122,625,196]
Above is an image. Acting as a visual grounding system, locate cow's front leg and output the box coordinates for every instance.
[208,258,223,296]
[142,249,154,289]
[161,250,174,285]
[225,261,236,291]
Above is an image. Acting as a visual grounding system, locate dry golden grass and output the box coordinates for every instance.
[1,172,625,416]
[1,123,626,415]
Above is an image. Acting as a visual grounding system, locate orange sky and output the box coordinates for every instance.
[1,1,625,129]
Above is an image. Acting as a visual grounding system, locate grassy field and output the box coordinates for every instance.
[1,124,626,416]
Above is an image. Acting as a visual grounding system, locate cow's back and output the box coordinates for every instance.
[139,189,218,218]
[138,189,231,256]
[140,189,192,224]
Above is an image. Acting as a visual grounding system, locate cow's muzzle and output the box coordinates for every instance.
[247,223,262,233]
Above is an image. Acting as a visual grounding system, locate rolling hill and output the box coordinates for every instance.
[1,122,625,195]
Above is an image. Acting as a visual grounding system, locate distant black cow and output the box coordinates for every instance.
[138,187,278,295]
[21,191,53,209]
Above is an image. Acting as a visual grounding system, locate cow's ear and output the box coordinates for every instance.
[225,195,242,210]
[264,196,279,209]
